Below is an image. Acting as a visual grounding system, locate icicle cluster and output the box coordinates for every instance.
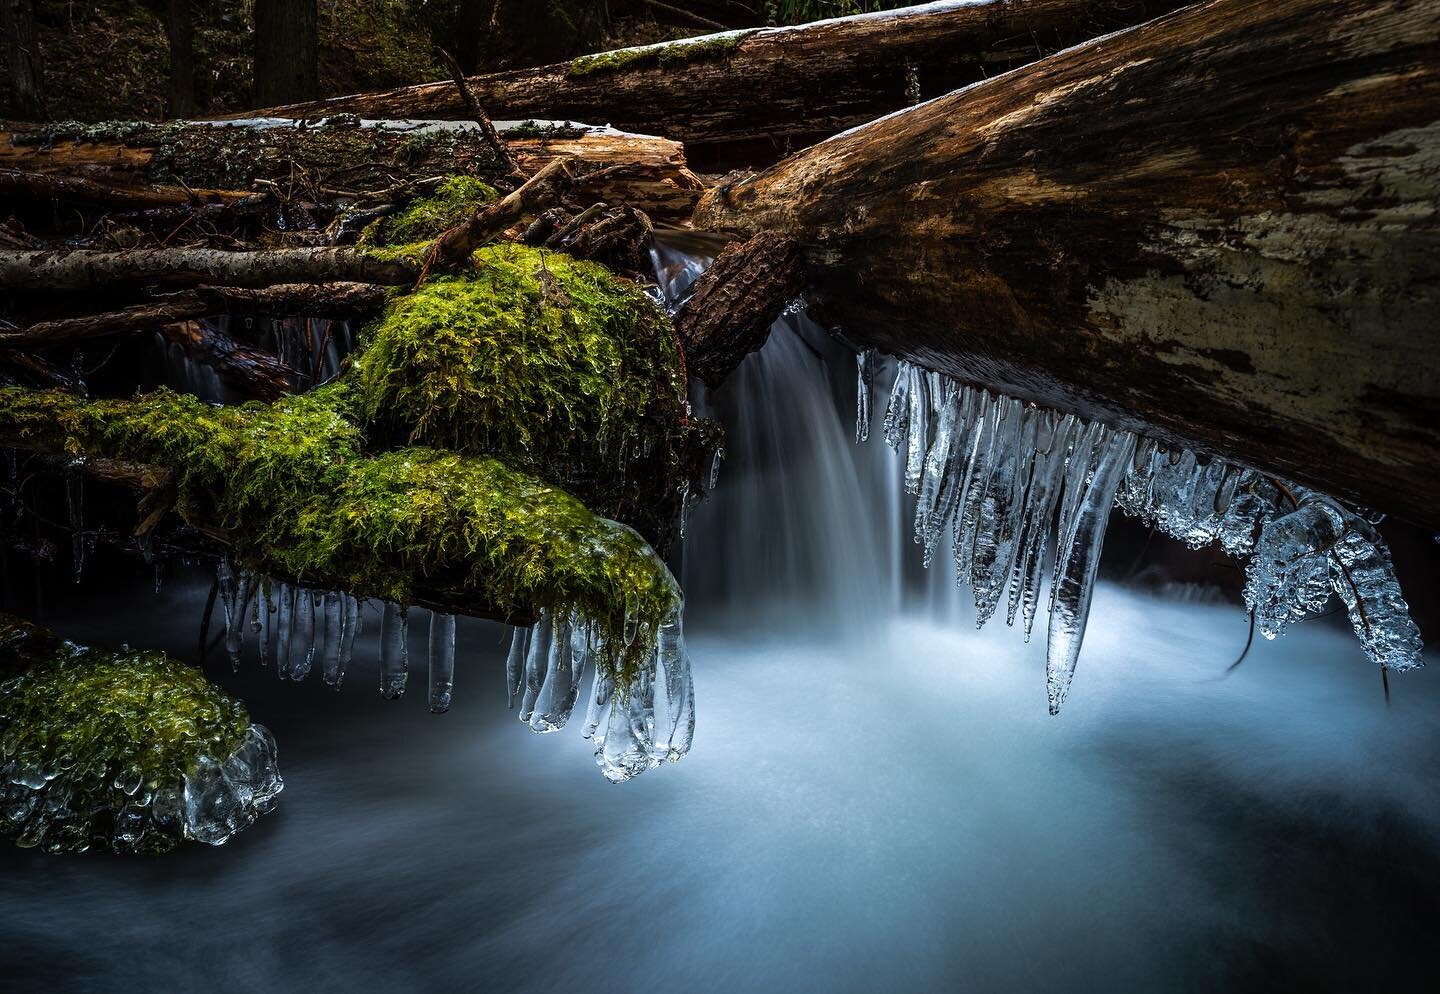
[215,560,697,781]
[873,358,1425,710]
[506,603,695,783]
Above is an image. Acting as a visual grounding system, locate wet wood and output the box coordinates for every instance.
[674,232,805,388]
[696,0,1440,527]
[224,1,1192,164]
[0,282,387,348]
[157,321,297,402]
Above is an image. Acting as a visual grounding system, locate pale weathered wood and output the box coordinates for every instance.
[696,0,1440,527]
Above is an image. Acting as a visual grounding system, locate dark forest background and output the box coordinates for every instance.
[0,1,914,121]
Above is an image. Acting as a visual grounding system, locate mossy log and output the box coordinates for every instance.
[696,0,1440,529]
[0,119,704,221]
[222,1,1192,166]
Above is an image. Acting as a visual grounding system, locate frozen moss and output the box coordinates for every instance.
[567,30,755,78]
[0,613,274,854]
[363,175,498,247]
[0,382,680,679]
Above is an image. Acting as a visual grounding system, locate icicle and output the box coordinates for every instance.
[969,400,1033,628]
[883,360,912,450]
[583,663,615,742]
[335,594,360,688]
[519,611,552,722]
[1242,499,1345,639]
[66,459,85,583]
[707,446,724,492]
[1013,413,1076,641]
[378,602,408,700]
[913,388,966,560]
[428,612,456,714]
[952,391,1004,582]
[225,570,254,672]
[595,665,657,784]
[855,349,874,443]
[1046,429,1136,715]
[289,588,316,681]
[530,612,579,732]
[274,583,294,680]
[320,592,343,685]
[655,605,695,762]
[1325,508,1424,672]
[257,580,273,671]
[505,626,529,708]
[902,366,931,494]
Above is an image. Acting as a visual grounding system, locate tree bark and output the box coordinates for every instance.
[0,120,704,221]
[0,0,45,120]
[161,0,196,117]
[673,232,804,388]
[696,0,1440,529]
[253,0,318,107]
[222,1,1192,164]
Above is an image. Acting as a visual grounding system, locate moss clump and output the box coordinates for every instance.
[0,614,253,854]
[362,175,498,247]
[567,30,755,79]
[353,244,686,476]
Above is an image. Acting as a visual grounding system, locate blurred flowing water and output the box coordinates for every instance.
[3,287,1439,991]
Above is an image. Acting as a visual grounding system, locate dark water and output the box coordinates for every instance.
[3,318,1439,992]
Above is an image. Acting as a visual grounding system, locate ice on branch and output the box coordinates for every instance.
[213,557,697,783]
[872,359,1425,710]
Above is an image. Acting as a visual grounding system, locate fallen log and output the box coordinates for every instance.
[157,321,298,402]
[0,119,703,221]
[673,231,805,387]
[1,282,388,347]
[695,0,1440,528]
[224,1,1191,164]
[0,247,415,292]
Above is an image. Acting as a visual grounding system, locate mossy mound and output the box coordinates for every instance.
[361,175,499,246]
[354,244,685,475]
[0,614,276,854]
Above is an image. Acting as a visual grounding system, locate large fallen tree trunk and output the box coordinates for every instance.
[221,1,1192,163]
[0,119,703,221]
[696,0,1440,528]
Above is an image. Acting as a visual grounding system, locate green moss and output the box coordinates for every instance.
[567,30,755,79]
[0,379,679,679]
[500,121,590,141]
[0,614,251,854]
[363,175,499,247]
[353,244,685,473]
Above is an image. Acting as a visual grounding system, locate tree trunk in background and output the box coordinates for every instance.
[224,1,1192,169]
[162,0,196,117]
[696,0,1440,529]
[253,0,318,107]
[0,0,45,120]
[484,1,610,70]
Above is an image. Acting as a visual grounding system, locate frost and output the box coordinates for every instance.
[872,359,1425,711]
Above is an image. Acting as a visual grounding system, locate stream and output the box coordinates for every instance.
[2,308,1438,992]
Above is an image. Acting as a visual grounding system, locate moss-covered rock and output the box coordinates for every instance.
[0,614,279,854]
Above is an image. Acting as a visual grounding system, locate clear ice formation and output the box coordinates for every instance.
[180,723,284,846]
[213,562,697,782]
[506,600,694,783]
[872,356,1425,711]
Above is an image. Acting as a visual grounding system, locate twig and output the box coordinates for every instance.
[436,47,521,179]
[642,0,727,31]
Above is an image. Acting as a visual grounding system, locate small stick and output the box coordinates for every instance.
[642,0,727,31]
[436,47,521,180]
